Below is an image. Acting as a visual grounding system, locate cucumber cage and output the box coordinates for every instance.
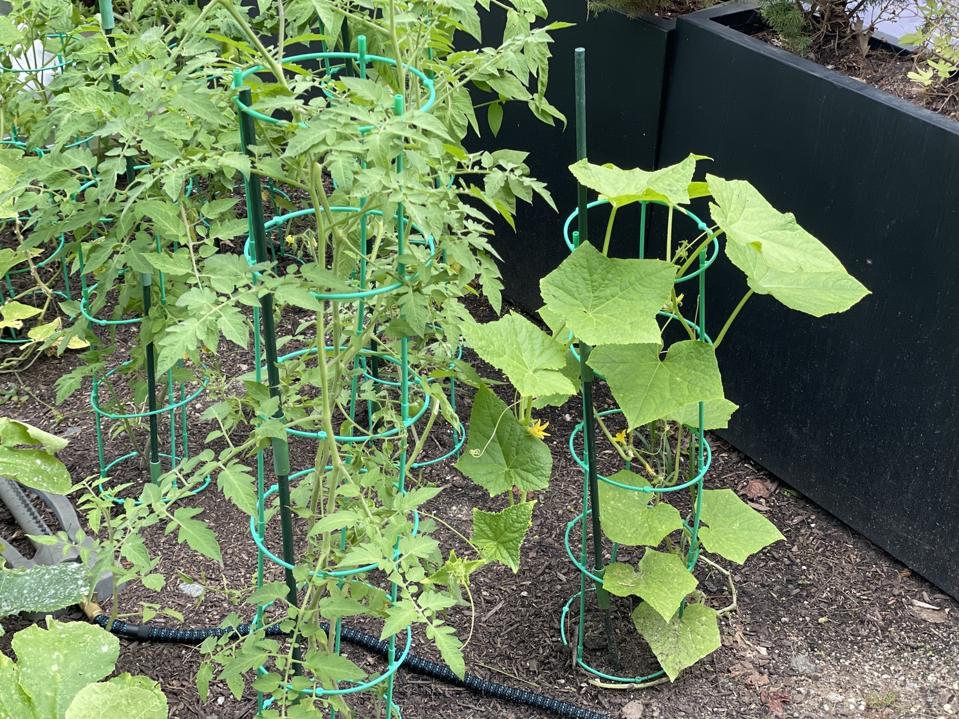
[557,47,719,686]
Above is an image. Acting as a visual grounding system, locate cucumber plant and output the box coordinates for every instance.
[461,154,869,679]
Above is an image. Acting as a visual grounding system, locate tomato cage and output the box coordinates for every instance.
[233,36,465,718]
[77,237,211,503]
[556,48,722,687]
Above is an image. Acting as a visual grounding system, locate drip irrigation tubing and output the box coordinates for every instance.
[92,613,611,719]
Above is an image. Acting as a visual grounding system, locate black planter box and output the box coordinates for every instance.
[657,3,959,598]
[481,2,675,311]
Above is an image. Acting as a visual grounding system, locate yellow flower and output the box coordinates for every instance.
[527,419,550,440]
[613,429,628,446]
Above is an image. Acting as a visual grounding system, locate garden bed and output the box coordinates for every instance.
[2,298,957,719]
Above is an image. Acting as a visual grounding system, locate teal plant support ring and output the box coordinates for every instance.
[277,347,431,441]
[231,51,436,126]
[250,482,421,579]
[90,357,211,504]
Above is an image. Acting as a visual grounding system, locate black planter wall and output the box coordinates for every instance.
[657,4,959,598]
[479,3,675,311]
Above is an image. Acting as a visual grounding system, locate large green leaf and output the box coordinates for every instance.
[632,601,721,681]
[11,620,119,719]
[597,470,683,547]
[65,675,168,719]
[0,564,90,617]
[455,387,552,497]
[461,313,576,400]
[568,155,701,208]
[540,242,676,346]
[0,418,69,453]
[0,654,33,719]
[603,550,698,622]
[707,175,869,317]
[0,160,18,220]
[669,398,740,431]
[698,488,785,564]
[471,501,535,572]
[588,341,725,430]
[0,447,71,494]
[0,248,27,278]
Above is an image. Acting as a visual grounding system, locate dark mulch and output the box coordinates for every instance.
[2,290,958,719]
[754,25,959,123]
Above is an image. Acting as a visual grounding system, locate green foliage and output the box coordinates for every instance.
[903,0,959,89]
[540,242,675,346]
[0,0,568,706]
[0,563,90,616]
[474,152,864,680]
[456,386,552,497]
[758,0,885,53]
[698,489,785,564]
[708,175,869,316]
[0,417,70,493]
[471,501,536,572]
[631,602,721,681]
[0,618,168,719]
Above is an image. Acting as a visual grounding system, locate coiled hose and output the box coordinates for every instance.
[93,614,610,719]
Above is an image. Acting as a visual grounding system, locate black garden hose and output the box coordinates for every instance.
[92,614,611,719]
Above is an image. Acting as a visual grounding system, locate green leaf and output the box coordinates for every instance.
[304,651,366,683]
[0,653,32,719]
[698,489,785,564]
[455,386,551,497]
[631,602,721,681]
[461,313,575,399]
[597,470,683,547]
[0,418,68,453]
[707,175,870,316]
[141,251,193,277]
[669,398,739,430]
[0,446,71,494]
[0,564,90,617]
[471,501,535,572]
[0,248,26,277]
[603,550,697,622]
[217,306,248,349]
[540,242,676,346]
[12,620,119,718]
[216,464,256,516]
[568,155,701,208]
[171,508,222,563]
[1,300,42,323]
[426,623,464,679]
[0,161,18,220]
[486,101,503,136]
[588,341,725,430]
[381,600,418,640]
[65,674,168,719]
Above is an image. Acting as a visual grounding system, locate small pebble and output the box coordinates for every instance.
[178,582,204,598]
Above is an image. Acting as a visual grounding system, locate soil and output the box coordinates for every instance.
[1,290,958,719]
[753,20,959,122]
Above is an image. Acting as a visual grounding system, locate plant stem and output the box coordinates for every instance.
[601,205,617,256]
[713,289,754,348]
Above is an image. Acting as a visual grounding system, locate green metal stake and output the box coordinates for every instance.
[384,90,408,719]
[573,46,619,668]
[141,273,162,484]
[236,79,302,668]
[97,0,135,185]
